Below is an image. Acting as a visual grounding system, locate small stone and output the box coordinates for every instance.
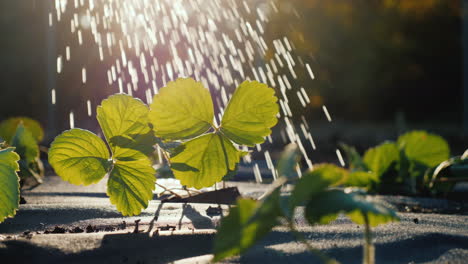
[51,226,66,233]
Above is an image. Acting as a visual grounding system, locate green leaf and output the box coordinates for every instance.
[289,164,348,215]
[213,190,282,262]
[11,124,39,164]
[49,129,111,185]
[149,78,214,140]
[0,117,44,143]
[397,131,450,168]
[220,81,279,146]
[346,171,378,189]
[49,94,157,216]
[170,133,242,189]
[97,94,156,160]
[0,148,20,223]
[363,142,399,178]
[339,143,367,171]
[305,189,398,227]
[107,159,156,216]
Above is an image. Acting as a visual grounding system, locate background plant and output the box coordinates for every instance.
[213,144,398,264]
[0,117,45,188]
[340,130,451,194]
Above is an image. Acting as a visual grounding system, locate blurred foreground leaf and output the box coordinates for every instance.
[306,189,398,227]
[289,164,348,214]
[213,188,282,262]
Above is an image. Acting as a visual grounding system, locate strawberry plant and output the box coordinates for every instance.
[0,147,21,223]
[148,78,279,189]
[0,117,45,187]
[340,130,451,194]
[48,77,279,215]
[49,94,157,216]
[213,145,398,264]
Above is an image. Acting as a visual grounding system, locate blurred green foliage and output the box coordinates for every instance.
[0,117,45,188]
[341,130,453,194]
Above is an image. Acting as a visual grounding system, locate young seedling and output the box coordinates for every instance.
[0,147,21,223]
[341,130,450,194]
[49,94,156,216]
[213,144,398,264]
[148,78,279,189]
[48,77,278,215]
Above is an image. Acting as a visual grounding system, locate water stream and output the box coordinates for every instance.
[48,0,344,182]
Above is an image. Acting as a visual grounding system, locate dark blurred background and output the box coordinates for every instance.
[0,0,466,156]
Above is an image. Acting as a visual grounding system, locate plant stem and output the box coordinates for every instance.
[39,145,49,153]
[160,148,172,166]
[184,186,193,197]
[156,182,182,198]
[287,220,339,264]
[363,214,375,264]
